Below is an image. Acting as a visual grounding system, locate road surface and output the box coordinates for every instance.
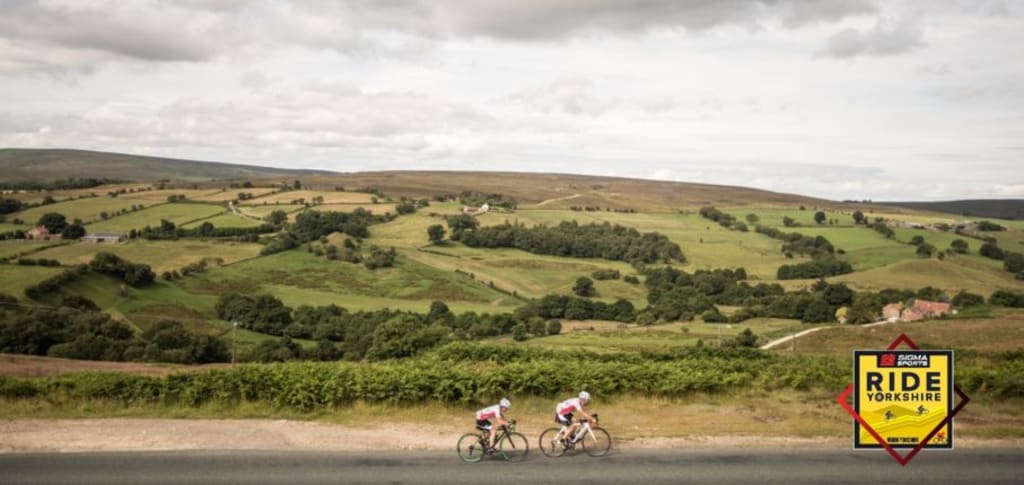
[2,448,1021,484]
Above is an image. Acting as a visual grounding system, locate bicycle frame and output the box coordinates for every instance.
[561,415,599,446]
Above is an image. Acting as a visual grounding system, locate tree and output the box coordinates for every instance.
[979,243,1004,260]
[572,277,595,297]
[427,224,446,244]
[1004,252,1024,274]
[267,210,288,227]
[909,235,925,246]
[745,213,759,225]
[782,216,796,227]
[951,291,984,308]
[916,243,936,258]
[546,319,562,335]
[0,198,22,215]
[852,211,865,224]
[60,224,86,240]
[814,211,826,224]
[36,213,68,233]
[950,239,969,254]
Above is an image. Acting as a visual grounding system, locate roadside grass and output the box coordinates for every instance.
[86,203,228,232]
[3,391,1019,440]
[30,240,263,274]
[180,212,265,229]
[833,255,1024,296]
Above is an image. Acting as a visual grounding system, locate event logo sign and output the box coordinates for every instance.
[836,334,970,466]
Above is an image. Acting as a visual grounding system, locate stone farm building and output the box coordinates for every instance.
[883,299,952,323]
[26,226,61,241]
[82,232,126,243]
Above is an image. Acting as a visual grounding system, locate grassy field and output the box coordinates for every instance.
[235,204,305,219]
[517,318,812,352]
[181,248,519,314]
[313,203,399,215]
[13,196,149,225]
[193,188,280,202]
[180,213,265,229]
[0,240,66,259]
[245,190,375,205]
[85,203,228,232]
[0,222,29,232]
[0,264,65,300]
[30,240,263,274]
[834,255,1024,296]
[775,309,1024,358]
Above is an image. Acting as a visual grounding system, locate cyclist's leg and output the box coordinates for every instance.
[476,419,494,451]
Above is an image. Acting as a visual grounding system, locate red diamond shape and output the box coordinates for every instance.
[836,333,970,466]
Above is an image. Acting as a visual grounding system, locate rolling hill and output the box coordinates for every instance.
[0,148,332,183]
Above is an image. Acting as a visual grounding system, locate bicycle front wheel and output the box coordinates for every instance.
[538,427,566,458]
[457,433,486,463]
[498,431,529,462]
[582,427,612,457]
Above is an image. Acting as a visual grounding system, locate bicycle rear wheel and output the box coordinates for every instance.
[582,427,612,457]
[538,427,566,458]
[498,431,529,462]
[457,433,486,463]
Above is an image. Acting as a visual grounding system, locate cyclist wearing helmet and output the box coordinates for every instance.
[475,398,512,452]
[553,391,594,445]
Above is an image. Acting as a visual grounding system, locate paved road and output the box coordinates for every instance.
[2,448,1021,484]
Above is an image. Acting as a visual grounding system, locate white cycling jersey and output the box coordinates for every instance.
[476,404,503,421]
[556,397,583,416]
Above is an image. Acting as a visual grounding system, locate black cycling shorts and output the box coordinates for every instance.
[556,413,573,425]
[476,419,492,431]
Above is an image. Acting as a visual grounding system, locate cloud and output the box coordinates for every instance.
[0,0,879,74]
[821,17,924,58]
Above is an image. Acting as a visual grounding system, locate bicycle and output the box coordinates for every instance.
[456,419,529,463]
[538,413,612,458]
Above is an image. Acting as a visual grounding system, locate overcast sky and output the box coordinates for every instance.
[1,0,1022,201]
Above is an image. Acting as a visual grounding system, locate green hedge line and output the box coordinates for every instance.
[2,346,1018,411]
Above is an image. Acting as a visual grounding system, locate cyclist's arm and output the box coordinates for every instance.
[577,406,594,423]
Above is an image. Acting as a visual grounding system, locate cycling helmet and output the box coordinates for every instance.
[579,391,591,401]
[500,398,511,408]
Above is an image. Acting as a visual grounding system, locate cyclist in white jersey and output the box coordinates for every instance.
[475,398,511,452]
[553,391,594,445]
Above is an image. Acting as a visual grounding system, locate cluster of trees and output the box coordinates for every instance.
[138,219,275,241]
[776,259,854,280]
[751,224,837,259]
[457,191,517,210]
[457,220,685,265]
[699,206,740,229]
[89,252,155,287]
[213,294,577,361]
[260,209,393,256]
[24,265,89,300]
[870,220,895,239]
[978,241,1024,279]
[0,297,227,364]
[908,235,937,257]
